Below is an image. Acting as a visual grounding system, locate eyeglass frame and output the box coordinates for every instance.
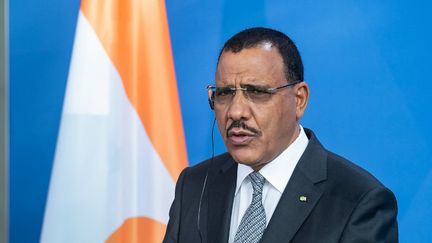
[207,80,303,107]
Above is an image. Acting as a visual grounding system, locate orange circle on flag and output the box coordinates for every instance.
[106,217,166,243]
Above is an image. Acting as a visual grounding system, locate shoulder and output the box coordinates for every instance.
[327,151,384,187]
[325,151,389,201]
[183,152,233,177]
[177,152,234,191]
[303,128,396,212]
[304,128,391,199]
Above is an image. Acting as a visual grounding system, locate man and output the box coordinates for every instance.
[163,27,398,243]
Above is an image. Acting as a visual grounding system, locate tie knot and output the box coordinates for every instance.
[249,172,265,194]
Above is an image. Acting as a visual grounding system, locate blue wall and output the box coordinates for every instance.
[10,0,432,242]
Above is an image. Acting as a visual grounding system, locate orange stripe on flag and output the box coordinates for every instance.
[80,0,187,181]
[106,217,166,243]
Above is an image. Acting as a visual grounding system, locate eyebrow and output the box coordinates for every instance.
[216,76,261,85]
[215,80,270,87]
[240,83,271,89]
[215,83,269,89]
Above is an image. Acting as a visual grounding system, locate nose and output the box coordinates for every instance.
[226,90,251,121]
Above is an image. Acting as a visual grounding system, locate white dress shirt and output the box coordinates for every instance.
[228,126,309,243]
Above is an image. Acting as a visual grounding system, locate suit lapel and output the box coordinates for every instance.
[206,157,237,243]
[261,129,327,243]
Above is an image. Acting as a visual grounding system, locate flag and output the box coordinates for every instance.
[41,0,187,242]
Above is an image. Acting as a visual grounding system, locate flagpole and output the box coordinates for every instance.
[0,0,9,242]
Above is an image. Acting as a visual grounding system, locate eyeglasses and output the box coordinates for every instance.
[207,80,303,107]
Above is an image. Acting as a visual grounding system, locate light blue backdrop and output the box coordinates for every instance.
[10,0,432,242]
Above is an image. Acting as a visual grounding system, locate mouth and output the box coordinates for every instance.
[227,129,257,145]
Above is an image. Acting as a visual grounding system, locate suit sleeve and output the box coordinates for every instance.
[340,186,398,243]
[163,168,188,243]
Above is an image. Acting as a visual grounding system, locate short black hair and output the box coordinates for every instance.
[217,27,304,82]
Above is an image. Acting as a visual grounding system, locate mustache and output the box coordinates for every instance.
[226,120,262,136]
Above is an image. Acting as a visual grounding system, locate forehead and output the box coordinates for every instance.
[216,46,285,86]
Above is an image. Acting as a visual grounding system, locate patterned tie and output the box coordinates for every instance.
[234,172,267,243]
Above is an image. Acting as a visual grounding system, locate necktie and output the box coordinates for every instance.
[234,172,266,243]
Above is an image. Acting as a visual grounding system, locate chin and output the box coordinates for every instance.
[229,147,261,166]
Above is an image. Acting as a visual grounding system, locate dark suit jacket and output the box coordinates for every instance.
[163,129,398,243]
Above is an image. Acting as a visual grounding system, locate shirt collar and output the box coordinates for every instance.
[235,162,254,195]
[235,125,309,195]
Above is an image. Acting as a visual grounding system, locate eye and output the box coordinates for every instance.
[243,85,273,102]
[215,87,234,97]
[244,85,270,95]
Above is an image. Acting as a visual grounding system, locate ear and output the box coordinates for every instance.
[295,81,309,119]
[207,86,215,110]
[208,98,214,110]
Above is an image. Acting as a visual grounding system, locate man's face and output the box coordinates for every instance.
[214,45,308,170]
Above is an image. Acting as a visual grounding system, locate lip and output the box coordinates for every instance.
[227,129,257,145]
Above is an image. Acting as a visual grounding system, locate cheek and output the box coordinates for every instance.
[215,112,228,136]
[254,103,295,137]
[252,108,279,140]
[253,104,283,128]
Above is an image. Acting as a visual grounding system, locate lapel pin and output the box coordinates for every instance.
[299,195,307,202]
